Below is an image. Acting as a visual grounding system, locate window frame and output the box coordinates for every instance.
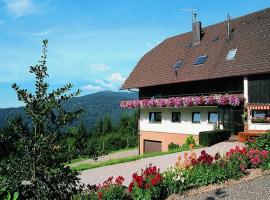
[172,112,181,123]
[149,112,162,123]
[192,112,201,123]
[194,55,208,65]
[208,112,218,123]
[226,49,237,61]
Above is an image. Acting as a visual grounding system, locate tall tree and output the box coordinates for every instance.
[0,40,83,199]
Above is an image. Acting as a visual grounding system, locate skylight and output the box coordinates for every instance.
[226,49,237,60]
[194,55,208,65]
[173,59,183,69]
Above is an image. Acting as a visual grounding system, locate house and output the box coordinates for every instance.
[120,8,270,154]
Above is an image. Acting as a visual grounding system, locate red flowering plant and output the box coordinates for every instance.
[93,176,125,200]
[128,164,163,200]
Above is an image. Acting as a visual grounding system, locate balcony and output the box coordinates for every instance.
[120,93,244,109]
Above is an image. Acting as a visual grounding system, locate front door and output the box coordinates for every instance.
[220,107,244,135]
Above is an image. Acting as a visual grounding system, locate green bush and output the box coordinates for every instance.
[245,132,270,151]
[162,166,188,195]
[199,129,231,146]
[182,135,196,149]
[187,159,244,187]
[168,143,180,150]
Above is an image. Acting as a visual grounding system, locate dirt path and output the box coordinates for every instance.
[79,142,244,186]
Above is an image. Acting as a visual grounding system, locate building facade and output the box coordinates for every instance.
[121,8,270,154]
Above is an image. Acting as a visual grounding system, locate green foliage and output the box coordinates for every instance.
[168,135,197,151]
[162,166,188,195]
[187,159,244,187]
[0,40,82,199]
[199,129,231,146]
[245,132,270,151]
[168,143,180,150]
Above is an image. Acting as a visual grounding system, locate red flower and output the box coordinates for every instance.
[151,178,157,186]
[260,150,268,158]
[128,182,134,192]
[98,192,103,200]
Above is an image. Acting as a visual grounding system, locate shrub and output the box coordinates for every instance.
[182,135,196,149]
[245,132,270,151]
[162,166,187,195]
[168,143,180,150]
[187,158,245,187]
[199,129,231,146]
[128,165,163,200]
[91,176,126,200]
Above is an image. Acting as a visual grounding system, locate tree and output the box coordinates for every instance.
[0,40,83,199]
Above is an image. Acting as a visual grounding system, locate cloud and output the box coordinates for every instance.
[94,79,114,89]
[33,29,52,36]
[108,72,126,83]
[4,0,37,18]
[89,63,110,72]
[81,84,102,92]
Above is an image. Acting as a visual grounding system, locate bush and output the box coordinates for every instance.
[128,165,163,200]
[168,143,180,150]
[162,166,188,195]
[199,129,231,146]
[91,176,126,200]
[245,132,270,151]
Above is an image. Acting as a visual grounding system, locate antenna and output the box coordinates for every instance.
[227,13,231,39]
[180,9,198,23]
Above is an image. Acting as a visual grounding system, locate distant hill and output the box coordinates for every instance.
[0,91,137,130]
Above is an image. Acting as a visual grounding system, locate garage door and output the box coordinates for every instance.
[144,140,162,154]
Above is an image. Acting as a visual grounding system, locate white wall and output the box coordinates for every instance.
[249,123,270,130]
[140,106,219,135]
[244,76,248,103]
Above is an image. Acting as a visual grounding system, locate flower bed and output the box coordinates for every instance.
[120,93,244,109]
[73,133,270,200]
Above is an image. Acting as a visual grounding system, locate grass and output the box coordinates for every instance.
[70,145,202,171]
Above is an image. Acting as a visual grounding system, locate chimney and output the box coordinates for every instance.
[192,21,201,45]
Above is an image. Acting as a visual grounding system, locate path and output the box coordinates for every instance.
[79,142,244,186]
[176,174,270,200]
[70,148,138,167]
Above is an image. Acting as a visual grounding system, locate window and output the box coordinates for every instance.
[226,49,237,60]
[172,112,181,123]
[208,112,218,123]
[251,110,270,123]
[192,112,201,123]
[252,110,270,118]
[149,112,162,123]
[194,55,208,65]
[172,59,183,70]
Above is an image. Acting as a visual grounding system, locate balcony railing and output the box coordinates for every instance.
[120,93,244,109]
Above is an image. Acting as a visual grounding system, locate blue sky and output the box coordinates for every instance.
[0,0,269,108]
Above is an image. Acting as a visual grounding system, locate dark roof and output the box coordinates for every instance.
[122,8,270,89]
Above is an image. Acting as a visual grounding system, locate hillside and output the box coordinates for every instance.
[0,91,137,130]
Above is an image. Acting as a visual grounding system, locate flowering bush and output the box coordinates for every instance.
[129,165,163,200]
[226,146,269,170]
[120,93,244,109]
[93,176,125,200]
[162,166,187,195]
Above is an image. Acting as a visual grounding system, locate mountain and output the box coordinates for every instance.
[0,91,137,130]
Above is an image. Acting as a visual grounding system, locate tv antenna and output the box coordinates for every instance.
[180,9,198,23]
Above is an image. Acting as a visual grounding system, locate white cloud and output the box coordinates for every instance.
[33,29,52,36]
[4,0,37,18]
[89,63,110,72]
[81,84,102,92]
[108,72,126,83]
[94,79,114,89]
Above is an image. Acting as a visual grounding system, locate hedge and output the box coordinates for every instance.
[199,129,231,147]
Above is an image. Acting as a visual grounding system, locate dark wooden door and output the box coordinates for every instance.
[144,140,162,154]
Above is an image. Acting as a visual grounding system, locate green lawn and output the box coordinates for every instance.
[70,145,202,171]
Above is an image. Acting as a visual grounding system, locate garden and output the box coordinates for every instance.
[71,132,270,200]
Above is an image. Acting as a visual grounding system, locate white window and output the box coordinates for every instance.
[149,112,162,123]
[226,49,237,60]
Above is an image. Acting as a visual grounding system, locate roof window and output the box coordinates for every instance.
[226,49,237,60]
[194,55,208,65]
[173,59,183,70]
